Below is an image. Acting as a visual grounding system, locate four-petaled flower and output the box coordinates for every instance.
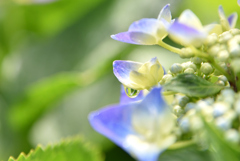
[111,4,172,45]
[89,87,176,161]
[113,57,164,90]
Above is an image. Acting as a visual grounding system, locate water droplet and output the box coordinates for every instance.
[124,87,140,98]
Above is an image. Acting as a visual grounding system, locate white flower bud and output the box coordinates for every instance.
[205,33,218,46]
[170,63,183,74]
[215,117,231,131]
[212,102,230,117]
[217,50,229,62]
[225,129,240,143]
[208,44,221,57]
[190,116,203,131]
[230,28,240,35]
[184,68,195,74]
[218,75,228,82]
[230,58,240,73]
[180,48,195,58]
[179,96,189,108]
[161,74,173,84]
[173,105,184,116]
[191,57,202,65]
[185,103,196,112]
[229,45,240,57]
[218,31,233,43]
[200,63,213,75]
[216,80,225,86]
[182,61,197,71]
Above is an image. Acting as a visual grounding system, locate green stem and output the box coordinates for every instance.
[158,41,182,54]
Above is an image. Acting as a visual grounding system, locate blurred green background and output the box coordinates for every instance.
[0,0,239,160]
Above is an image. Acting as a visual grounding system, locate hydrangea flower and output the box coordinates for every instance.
[113,57,164,90]
[218,5,238,31]
[89,87,176,161]
[111,4,172,45]
[168,9,219,47]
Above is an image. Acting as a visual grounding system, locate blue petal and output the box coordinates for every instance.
[157,4,171,22]
[228,13,238,28]
[113,60,143,88]
[89,87,171,161]
[128,18,161,35]
[120,85,144,104]
[111,32,140,45]
[168,20,207,47]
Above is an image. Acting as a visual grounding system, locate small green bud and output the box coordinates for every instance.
[216,80,225,86]
[173,105,184,117]
[218,31,233,43]
[218,75,228,82]
[184,68,195,74]
[230,28,240,35]
[182,61,197,71]
[208,44,221,57]
[170,63,183,74]
[229,45,240,57]
[217,50,229,62]
[180,47,195,58]
[200,63,213,75]
[230,58,240,73]
[161,74,173,84]
[191,57,202,65]
[204,33,218,46]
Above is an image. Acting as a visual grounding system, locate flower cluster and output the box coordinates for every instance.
[89,4,240,161]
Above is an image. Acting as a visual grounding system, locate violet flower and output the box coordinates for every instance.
[111,4,173,45]
[218,5,238,31]
[89,87,176,161]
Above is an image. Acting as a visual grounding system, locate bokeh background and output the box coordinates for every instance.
[0,0,239,160]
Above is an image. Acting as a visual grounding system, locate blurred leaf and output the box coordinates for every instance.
[158,141,212,161]
[7,45,134,132]
[20,0,107,36]
[8,136,103,161]
[163,74,224,97]
[204,120,240,161]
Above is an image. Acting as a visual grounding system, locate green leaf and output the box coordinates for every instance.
[8,72,82,132]
[163,74,224,97]
[158,141,212,161]
[8,136,103,161]
[203,120,240,161]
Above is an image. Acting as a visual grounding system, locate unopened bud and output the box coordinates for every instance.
[191,57,202,65]
[184,68,195,74]
[218,31,233,43]
[200,63,213,75]
[217,50,229,62]
[205,33,218,46]
[173,105,184,116]
[230,28,240,35]
[180,48,195,58]
[225,129,240,143]
[170,63,183,74]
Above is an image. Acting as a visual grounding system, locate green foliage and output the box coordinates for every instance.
[163,74,224,97]
[8,137,103,161]
[204,120,240,161]
[159,141,212,161]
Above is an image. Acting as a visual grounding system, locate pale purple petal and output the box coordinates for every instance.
[89,87,170,161]
[111,32,141,45]
[111,31,157,45]
[157,4,171,22]
[113,60,142,88]
[128,18,161,35]
[120,85,144,104]
[228,13,238,28]
[238,0,240,6]
[168,20,207,47]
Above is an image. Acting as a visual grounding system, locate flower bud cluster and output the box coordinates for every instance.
[178,88,240,144]
[160,60,229,86]
[206,29,240,62]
